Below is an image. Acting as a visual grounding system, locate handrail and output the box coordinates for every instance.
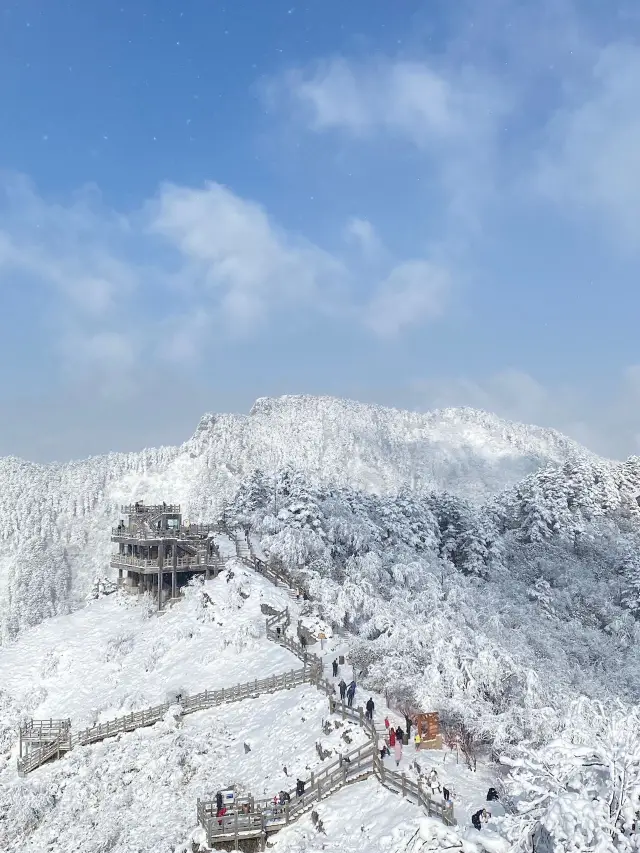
[112,523,224,539]
[20,523,455,832]
[199,740,376,842]
[72,668,311,748]
[122,504,181,514]
[110,554,212,569]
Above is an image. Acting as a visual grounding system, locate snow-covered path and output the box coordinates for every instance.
[0,563,500,851]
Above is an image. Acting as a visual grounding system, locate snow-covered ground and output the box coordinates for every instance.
[213,532,237,559]
[269,777,424,853]
[0,563,294,731]
[0,564,501,852]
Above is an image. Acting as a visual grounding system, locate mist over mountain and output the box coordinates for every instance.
[3,395,640,853]
[0,394,601,640]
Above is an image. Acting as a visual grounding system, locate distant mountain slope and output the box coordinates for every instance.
[179,394,600,512]
[0,394,597,639]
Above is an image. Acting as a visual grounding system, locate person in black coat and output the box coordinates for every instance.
[296,778,305,797]
[365,697,375,720]
[216,791,223,812]
[472,809,483,830]
[332,659,338,677]
[395,726,404,743]
[338,679,347,700]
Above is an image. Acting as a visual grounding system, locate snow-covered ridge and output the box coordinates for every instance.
[0,394,596,641]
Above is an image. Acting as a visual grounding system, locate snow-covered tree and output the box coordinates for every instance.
[501,699,640,852]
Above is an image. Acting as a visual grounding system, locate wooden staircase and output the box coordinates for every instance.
[17,719,72,777]
[15,522,456,844]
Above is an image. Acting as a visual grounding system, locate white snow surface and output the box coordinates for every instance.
[0,567,494,853]
[0,394,597,639]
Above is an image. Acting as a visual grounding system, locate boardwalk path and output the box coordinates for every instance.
[17,531,455,847]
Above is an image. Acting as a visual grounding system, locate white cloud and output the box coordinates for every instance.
[0,174,453,399]
[344,217,384,262]
[268,56,509,238]
[411,367,640,460]
[276,58,503,146]
[0,177,136,320]
[0,176,141,392]
[536,43,640,249]
[365,260,450,337]
[148,181,348,331]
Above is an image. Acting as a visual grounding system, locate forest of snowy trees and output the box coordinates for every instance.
[225,459,640,745]
[2,397,640,849]
[221,457,640,849]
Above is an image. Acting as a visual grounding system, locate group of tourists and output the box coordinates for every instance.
[337,678,357,707]
[213,779,309,830]
[384,718,407,766]
[472,808,492,830]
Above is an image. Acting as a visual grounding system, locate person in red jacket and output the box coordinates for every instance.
[389,727,396,747]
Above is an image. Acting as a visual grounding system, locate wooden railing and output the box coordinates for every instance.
[112,523,226,539]
[19,718,70,741]
[17,733,72,776]
[122,504,181,515]
[198,739,375,843]
[72,668,311,748]
[19,525,455,833]
[328,696,455,826]
[109,553,210,570]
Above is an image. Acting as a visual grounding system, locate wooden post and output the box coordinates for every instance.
[285,801,290,824]
[401,773,406,798]
[171,540,177,600]
[359,707,364,727]
[157,547,164,611]
[234,808,239,850]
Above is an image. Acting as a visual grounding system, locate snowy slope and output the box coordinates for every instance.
[0,396,591,640]
[0,394,597,640]
[0,566,490,853]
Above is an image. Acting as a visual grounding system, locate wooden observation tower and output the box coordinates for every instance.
[111,503,225,611]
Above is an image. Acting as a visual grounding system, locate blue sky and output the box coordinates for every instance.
[1,0,640,461]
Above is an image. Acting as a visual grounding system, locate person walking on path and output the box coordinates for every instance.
[332,659,338,677]
[384,716,390,730]
[395,725,404,744]
[405,714,413,739]
[394,739,403,767]
[389,727,396,747]
[365,697,375,721]
[472,809,490,831]
[347,680,356,707]
[414,731,422,750]
[338,679,347,701]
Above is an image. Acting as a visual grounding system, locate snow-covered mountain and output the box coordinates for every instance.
[0,565,498,853]
[2,397,640,853]
[187,395,598,504]
[0,395,597,641]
